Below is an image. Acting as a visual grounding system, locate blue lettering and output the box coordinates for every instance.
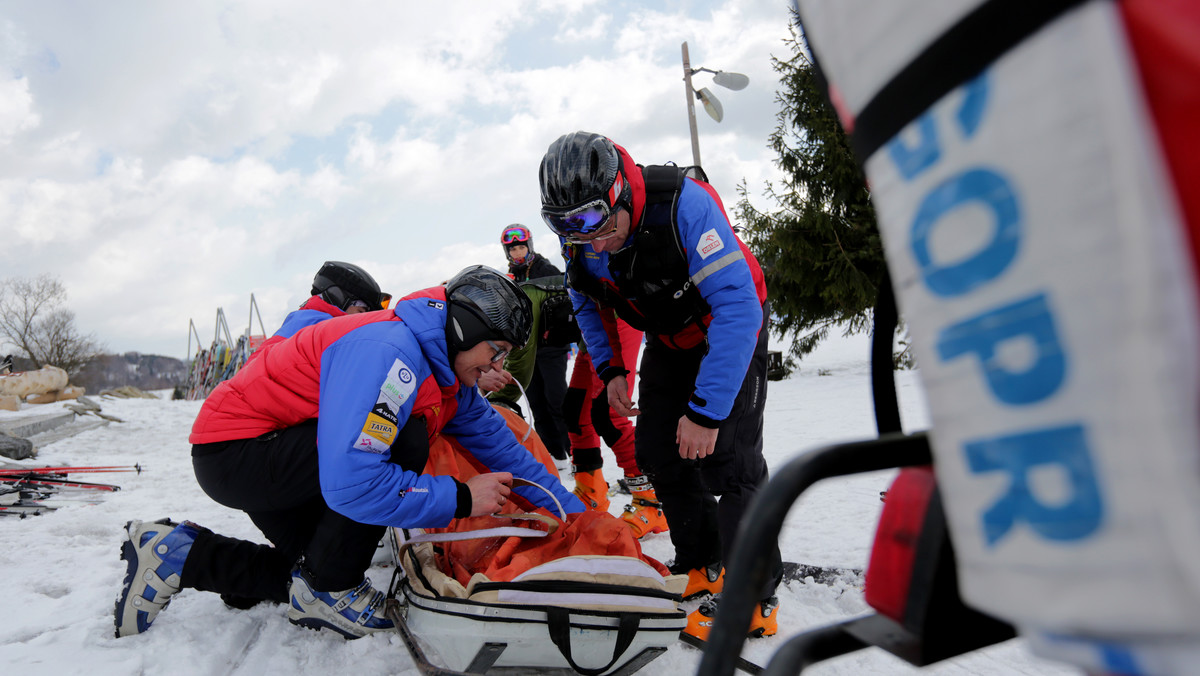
[887,74,988,182]
[911,168,1021,297]
[888,115,940,180]
[956,75,989,140]
[937,293,1065,405]
[965,424,1104,545]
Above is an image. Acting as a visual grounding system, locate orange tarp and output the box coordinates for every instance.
[422,405,668,587]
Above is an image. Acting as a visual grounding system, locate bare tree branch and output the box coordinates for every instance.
[0,275,104,376]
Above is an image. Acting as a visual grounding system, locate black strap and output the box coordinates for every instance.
[871,268,902,435]
[848,0,1094,162]
[546,608,641,676]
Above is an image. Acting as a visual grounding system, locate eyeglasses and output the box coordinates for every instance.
[501,227,530,245]
[485,339,510,364]
[541,199,619,243]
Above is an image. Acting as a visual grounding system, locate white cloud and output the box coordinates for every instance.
[0,0,795,357]
[0,76,39,144]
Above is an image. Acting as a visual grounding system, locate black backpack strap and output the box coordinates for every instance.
[641,164,687,205]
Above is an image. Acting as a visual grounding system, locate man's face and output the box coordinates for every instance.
[507,244,530,265]
[585,208,632,254]
[453,339,513,387]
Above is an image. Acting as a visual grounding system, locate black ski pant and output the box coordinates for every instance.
[634,304,782,601]
[185,417,428,603]
[527,345,571,461]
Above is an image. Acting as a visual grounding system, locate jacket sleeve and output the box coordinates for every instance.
[274,309,333,339]
[445,386,586,514]
[315,330,462,528]
[678,180,764,422]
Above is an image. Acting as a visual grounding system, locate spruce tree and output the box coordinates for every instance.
[737,25,887,365]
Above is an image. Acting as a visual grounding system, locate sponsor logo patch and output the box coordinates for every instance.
[371,402,398,426]
[354,432,389,454]
[378,358,417,412]
[362,413,397,445]
[697,228,724,259]
[427,300,444,310]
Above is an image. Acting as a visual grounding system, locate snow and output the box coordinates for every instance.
[0,334,1080,675]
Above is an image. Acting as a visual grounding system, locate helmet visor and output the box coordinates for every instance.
[501,227,530,245]
[541,199,612,239]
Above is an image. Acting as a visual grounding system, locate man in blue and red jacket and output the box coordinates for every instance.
[539,132,782,640]
[114,265,585,640]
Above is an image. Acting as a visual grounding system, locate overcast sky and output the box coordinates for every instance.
[1,1,796,358]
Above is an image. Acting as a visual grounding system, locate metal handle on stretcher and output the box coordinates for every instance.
[511,476,567,519]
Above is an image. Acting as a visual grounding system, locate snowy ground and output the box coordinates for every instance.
[0,334,1080,675]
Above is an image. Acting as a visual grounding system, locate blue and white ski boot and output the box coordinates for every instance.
[287,564,393,639]
[114,518,201,637]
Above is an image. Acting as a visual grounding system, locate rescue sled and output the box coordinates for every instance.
[384,480,688,676]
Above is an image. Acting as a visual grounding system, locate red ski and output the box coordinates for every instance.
[0,464,142,476]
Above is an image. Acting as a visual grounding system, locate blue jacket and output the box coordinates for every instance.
[193,287,585,527]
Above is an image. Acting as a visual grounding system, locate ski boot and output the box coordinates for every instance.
[114,518,203,637]
[683,593,779,640]
[572,468,610,512]
[670,561,725,600]
[287,563,394,639]
[619,475,669,538]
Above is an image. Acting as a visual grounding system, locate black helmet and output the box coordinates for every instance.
[311,261,384,311]
[539,131,630,211]
[444,265,533,355]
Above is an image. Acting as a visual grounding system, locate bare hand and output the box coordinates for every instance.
[466,472,513,515]
[477,368,515,393]
[677,416,718,460]
[607,375,640,417]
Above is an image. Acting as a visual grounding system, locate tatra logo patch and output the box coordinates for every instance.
[697,229,724,259]
[362,413,397,445]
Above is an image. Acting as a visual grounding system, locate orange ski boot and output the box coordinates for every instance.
[620,475,669,538]
[670,562,724,601]
[572,468,610,512]
[683,594,779,641]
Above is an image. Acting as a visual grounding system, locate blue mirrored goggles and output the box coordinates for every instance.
[541,199,613,239]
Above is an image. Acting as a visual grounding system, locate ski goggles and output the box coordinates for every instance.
[501,227,530,245]
[541,199,615,242]
[379,293,392,309]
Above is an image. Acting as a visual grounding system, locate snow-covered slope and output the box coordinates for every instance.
[0,335,1078,674]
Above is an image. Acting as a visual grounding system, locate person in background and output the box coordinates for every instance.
[539,131,781,640]
[496,225,571,464]
[565,318,668,540]
[260,261,388,352]
[114,265,585,640]
[502,223,559,282]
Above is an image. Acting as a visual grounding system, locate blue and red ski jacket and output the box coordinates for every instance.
[190,286,584,528]
[563,143,768,424]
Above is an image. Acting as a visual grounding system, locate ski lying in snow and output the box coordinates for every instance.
[0,464,143,476]
[0,475,121,491]
[0,503,57,516]
[678,631,763,674]
[781,561,863,586]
